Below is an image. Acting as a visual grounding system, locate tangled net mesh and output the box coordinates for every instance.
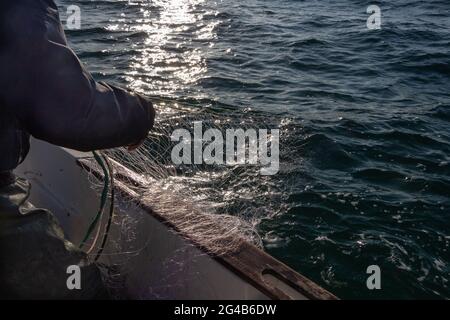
[82,99,287,298]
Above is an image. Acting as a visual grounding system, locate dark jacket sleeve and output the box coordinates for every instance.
[1,0,155,152]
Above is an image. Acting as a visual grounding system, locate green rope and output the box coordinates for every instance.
[79,150,110,249]
[94,153,115,261]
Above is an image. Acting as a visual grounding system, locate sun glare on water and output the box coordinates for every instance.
[105,0,219,100]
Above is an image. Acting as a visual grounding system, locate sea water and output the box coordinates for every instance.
[57,0,450,299]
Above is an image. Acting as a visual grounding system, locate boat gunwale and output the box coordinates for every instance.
[77,157,338,300]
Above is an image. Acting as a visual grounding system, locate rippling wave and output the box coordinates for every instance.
[57,0,450,299]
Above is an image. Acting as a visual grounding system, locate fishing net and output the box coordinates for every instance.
[81,99,287,298]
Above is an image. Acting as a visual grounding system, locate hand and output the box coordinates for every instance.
[127,138,146,151]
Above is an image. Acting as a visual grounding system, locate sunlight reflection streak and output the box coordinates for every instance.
[105,0,218,102]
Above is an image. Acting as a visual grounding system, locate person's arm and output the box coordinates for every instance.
[2,1,155,152]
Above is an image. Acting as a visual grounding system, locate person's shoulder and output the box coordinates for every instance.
[0,0,56,48]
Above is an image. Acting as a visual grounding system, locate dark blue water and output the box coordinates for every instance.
[58,0,450,299]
